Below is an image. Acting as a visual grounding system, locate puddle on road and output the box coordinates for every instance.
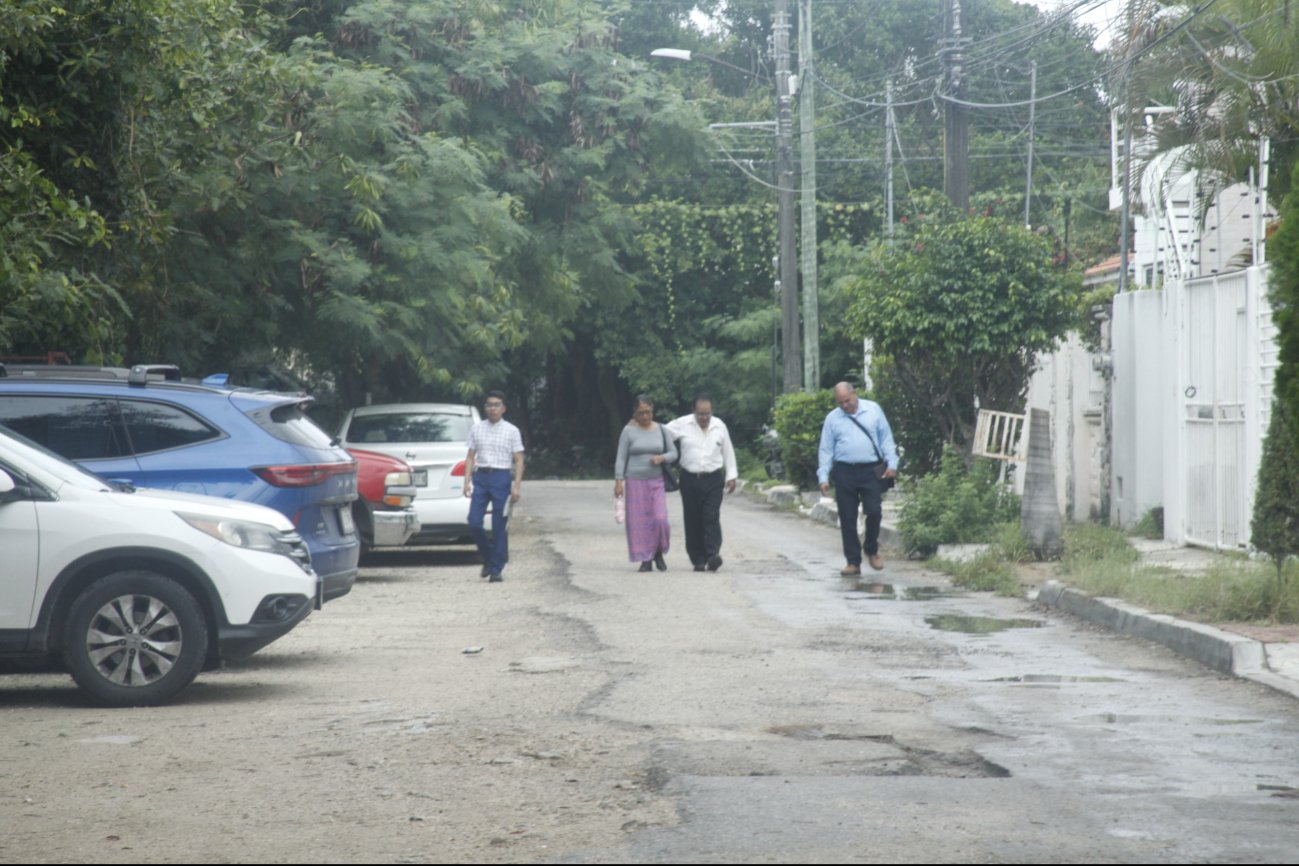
[846,583,960,601]
[988,674,1127,685]
[1077,713,1266,726]
[925,614,1045,634]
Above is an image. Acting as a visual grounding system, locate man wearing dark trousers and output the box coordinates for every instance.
[464,391,525,583]
[667,395,738,572]
[818,382,899,575]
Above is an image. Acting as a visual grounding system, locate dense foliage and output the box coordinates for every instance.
[1251,407,1299,595]
[897,447,1020,557]
[3,0,1122,469]
[839,197,1080,459]
[770,388,835,489]
[1272,160,1299,452]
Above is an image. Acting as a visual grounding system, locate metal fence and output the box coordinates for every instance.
[1101,265,1274,550]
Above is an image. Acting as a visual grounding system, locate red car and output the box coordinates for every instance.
[348,448,419,550]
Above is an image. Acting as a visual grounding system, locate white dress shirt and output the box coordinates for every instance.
[666,415,738,481]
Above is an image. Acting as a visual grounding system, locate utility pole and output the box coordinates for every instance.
[774,0,801,393]
[942,0,969,210]
[1118,0,1134,293]
[885,80,895,247]
[798,0,818,391]
[1025,60,1037,228]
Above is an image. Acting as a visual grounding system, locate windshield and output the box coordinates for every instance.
[0,423,111,491]
[346,412,473,445]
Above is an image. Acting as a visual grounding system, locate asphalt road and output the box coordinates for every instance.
[1,480,1296,863]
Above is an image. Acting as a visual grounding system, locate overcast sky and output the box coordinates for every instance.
[1028,0,1129,48]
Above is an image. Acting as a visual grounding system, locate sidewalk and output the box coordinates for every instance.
[751,483,1299,701]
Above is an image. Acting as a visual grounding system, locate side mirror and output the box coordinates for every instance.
[0,469,16,500]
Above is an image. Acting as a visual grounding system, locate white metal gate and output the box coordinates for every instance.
[1182,272,1249,549]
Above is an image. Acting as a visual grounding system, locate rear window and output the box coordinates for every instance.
[0,395,130,460]
[121,400,222,454]
[246,401,337,449]
[346,412,473,444]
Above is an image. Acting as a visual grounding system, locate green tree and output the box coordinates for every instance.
[1273,159,1299,449]
[840,197,1079,459]
[1251,407,1299,605]
[1116,0,1299,203]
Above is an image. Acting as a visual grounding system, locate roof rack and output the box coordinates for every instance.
[0,363,185,385]
[127,364,183,385]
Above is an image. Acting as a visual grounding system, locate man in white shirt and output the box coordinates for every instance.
[666,395,738,572]
[464,390,525,583]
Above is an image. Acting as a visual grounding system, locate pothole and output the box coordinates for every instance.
[846,583,961,601]
[925,614,1045,634]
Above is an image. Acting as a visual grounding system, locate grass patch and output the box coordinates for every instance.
[1057,523,1299,624]
[918,520,1299,621]
[925,523,1025,596]
[930,550,1023,597]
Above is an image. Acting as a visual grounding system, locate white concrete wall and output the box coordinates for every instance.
[1025,333,1104,522]
[1111,289,1169,531]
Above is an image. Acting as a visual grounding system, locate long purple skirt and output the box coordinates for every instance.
[625,476,671,562]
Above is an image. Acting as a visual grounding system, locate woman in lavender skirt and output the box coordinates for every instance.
[614,396,678,572]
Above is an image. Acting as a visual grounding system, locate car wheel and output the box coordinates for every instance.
[63,571,208,707]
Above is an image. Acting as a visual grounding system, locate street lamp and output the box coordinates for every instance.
[651,36,802,395]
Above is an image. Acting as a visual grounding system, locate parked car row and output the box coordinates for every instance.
[0,362,490,706]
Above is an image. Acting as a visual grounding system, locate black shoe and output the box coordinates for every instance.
[694,564,706,572]
[488,572,503,583]
[481,564,491,578]
[706,555,723,572]
[654,552,667,572]
[639,561,653,572]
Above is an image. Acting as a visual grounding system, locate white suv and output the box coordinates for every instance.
[0,426,321,706]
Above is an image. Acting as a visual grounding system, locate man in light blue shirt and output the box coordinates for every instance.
[818,382,899,575]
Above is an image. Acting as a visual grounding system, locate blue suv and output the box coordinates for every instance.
[0,363,359,601]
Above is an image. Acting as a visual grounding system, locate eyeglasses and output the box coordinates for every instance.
[484,401,504,408]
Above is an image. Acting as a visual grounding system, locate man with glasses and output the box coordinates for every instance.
[464,391,525,583]
[666,395,738,572]
[818,382,899,575]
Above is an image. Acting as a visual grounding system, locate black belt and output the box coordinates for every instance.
[835,460,882,468]
[475,466,511,473]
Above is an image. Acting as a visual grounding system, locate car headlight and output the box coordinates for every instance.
[178,513,301,557]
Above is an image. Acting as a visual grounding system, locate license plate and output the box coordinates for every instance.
[413,470,429,487]
[339,506,355,536]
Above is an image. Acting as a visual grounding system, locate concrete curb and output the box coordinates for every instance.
[1037,581,1299,700]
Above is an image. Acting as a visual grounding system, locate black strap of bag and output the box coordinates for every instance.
[843,410,895,489]
[659,424,679,491]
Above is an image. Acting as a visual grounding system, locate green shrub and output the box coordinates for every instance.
[1252,407,1299,611]
[991,520,1034,563]
[939,549,1022,596]
[771,389,835,489]
[898,447,1020,556]
[1130,507,1164,540]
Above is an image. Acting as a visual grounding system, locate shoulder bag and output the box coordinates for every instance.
[659,424,680,492]
[843,411,896,491]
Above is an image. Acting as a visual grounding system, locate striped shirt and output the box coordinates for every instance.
[467,418,524,470]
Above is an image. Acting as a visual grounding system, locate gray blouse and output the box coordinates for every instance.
[615,423,679,481]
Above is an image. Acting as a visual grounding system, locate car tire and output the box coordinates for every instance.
[63,570,209,707]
